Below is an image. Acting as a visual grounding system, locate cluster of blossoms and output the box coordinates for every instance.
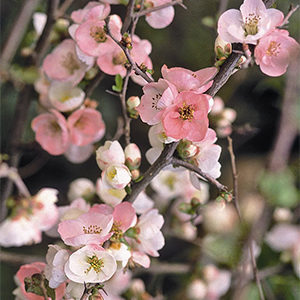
[217,0,300,76]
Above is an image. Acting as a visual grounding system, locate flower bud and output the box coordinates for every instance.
[130,279,146,294]
[127,96,140,119]
[215,35,232,58]
[177,140,198,159]
[68,178,95,202]
[273,208,293,223]
[131,169,140,180]
[96,141,125,171]
[187,279,207,299]
[104,164,131,189]
[125,143,141,170]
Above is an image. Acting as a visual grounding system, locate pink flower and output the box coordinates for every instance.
[31,109,69,155]
[67,108,105,146]
[218,0,284,45]
[71,2,111,24]
[162,91,210,142]
[161,65,217,93]
[136,79,178,125]
[254,29,300,76]
[145,0,175,29]
[193,128,222,179]
[58,209,113,247]
[14,262,65,300]
[42,39,88,85]
[64,143,95,164]
[75,15,122,57]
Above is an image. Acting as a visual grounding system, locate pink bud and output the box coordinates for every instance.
[124,143,141,170]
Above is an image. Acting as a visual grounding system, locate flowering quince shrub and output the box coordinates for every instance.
[1,0,300,299]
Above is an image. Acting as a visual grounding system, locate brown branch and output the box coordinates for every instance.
[171,157,228,192]
[105,17,153,84]
[131,0,145,38]
[0,0,40,67]
[0,250,45,265]
[280,4,300,27]
[56,0,75,18]
[133,0,185,18]
[121,0,136,34]
[85,72,105,98]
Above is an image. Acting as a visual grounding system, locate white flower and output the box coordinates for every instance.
[65,245,117,283]
[187,279,207,300]
[68,178,95,202]
[96,141,125,171]
[104,164,132,190]
[132,192,154,214]
[66,281,85,300]
[49,81,85,112]
[45,245,69,288]
[108,242,131,268]
[33,12,47,36]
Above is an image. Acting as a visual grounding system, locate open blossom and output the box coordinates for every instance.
[43,39,89,85]
[162,91,210,142]
[96,140,125,170]
[32,109,69,155]
[218,0,284,45]
[132,191,154,215]
[48,81,85,112]
[133,209,165,257]
[137,79,178,125]
[254,29,300,77]
[68,108,106,146]
[58,209,113,246]
[161,65,217,93]
[64,245,117,283]
[68,178,95,201]
[64,143,95,164]
[14,262,65,300]
[103,164,132,189]
[45,245,70,289]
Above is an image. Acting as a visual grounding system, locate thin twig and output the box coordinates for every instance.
[134,0,185,18]
[85,72,105,98]
[227,137,241,219]
[0,0,40,67]
[122,0,136,34]
[105,17,153,84]
[112,117,125,140]
[280,4,300,27]
[120,69,132,145]
[217,0,229,16]
[171,157,228,192]
[131,0,145,38]
[56,0,75,18]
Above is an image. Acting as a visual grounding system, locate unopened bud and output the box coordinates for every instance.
[127,96,140,119]
[125,143,141,170]
[273,208,293,223]
[131,169,140,180]
[89,292,104,300]
[177,140,198,159]
[215,35,232,59]
[121,33,132,49]
[68,178,95,202]
[130,279,146,294]
[55,18,70,33]
[187,279,207,300]
[21,47,33,57]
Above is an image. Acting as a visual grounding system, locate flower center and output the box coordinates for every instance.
[90,26,107,43]
[151,92,162,110]
[266,41,280,56]
[111,222,123,241]
[163,174,177,190]
[113,52,127,65]
[61,53,80,75]
[178,102,195,120]
[83,224,102,234]
[50,121,61,133]
[85,255,104,273]
[244,14,261,36]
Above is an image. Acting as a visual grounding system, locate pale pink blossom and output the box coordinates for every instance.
[161,65,217,93]
[132,191,154,214]
[58,209,113,247]
[34,71,52,110]
[33,12,47,36]
[75,14,122,57]
[187,279,207,299]
[45,245,70,289]
[131,251,151,268]
[103,164,132,189]
[254,29,300,77]
[67,108,105,146]
[14,262,65,300]
[136,79,178,125]
[96,140,125,171]
[193,128,222,179]
[48,81,85,112]
[217,0,284,45]
[71,2,110,24]
[64,245,117,283]
[145,0,175,29]
[162,91,210,142]
[125,143,141,170]
[104,269,132,298]
[43,39,88,85]
[96,177,127,207]
[134,209,165,257]
[64,143,95,164]
[32,109,69,155]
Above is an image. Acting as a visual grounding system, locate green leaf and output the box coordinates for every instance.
[259,169,299,208]
[24,274,44,296]
[112,74,123,92]
[125,185,132,195]
[45,279,56,300]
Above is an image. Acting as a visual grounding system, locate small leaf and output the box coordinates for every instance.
[125,185,132,195]
[115,74,123,89]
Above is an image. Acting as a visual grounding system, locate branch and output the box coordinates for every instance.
[131,0,145,38]
[105,17,153,84]
[133,0,186,18]
[85,72,105,98]
[280,4,299,27]
[56,0,75,18]
[171,157,228,192]
[0,0,40,67]
[121,0,135,34]
[124,142,179,202]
